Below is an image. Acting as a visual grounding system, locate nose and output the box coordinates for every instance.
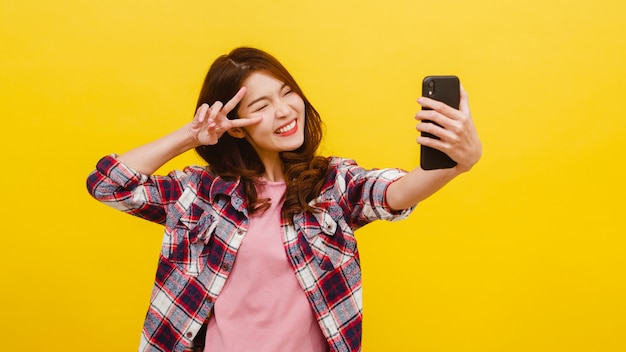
[275,100,290,119]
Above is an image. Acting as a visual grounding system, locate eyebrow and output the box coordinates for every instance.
[246,83,288,108]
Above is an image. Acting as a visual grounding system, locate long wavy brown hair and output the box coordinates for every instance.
[195,47,330,221]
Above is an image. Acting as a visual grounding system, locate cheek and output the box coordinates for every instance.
[248,117,273,136]
[288,95,305,111]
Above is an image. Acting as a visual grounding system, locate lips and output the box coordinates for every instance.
[274,120,297,135]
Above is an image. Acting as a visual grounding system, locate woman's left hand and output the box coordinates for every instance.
[415,85,482,172]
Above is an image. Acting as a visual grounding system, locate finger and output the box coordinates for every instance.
[418,96,462,120]
[416,120,456,142]
[194,103,210,123]
[222,87,247,115]
[416,109,455,130]
[207,101,224,125]
[229,116,263,128]
[417,134,451,154]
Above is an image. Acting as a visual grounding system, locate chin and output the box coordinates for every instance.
[284,139,305,152]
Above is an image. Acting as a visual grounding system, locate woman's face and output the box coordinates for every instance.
[235,71,306,162]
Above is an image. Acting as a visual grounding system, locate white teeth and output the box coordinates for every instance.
[275,120,296,134]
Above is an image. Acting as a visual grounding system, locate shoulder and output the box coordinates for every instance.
[177,165,235,198]
[319,156,362,197]
[321,156,408,196]
[325,156,359,178]
[327,156,357,168]
[324,156,406,183]
[178,164,212,182]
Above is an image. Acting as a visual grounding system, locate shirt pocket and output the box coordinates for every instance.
[163,203,218,277]
[304,203,357,271]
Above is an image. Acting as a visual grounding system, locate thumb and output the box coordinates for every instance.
[459,84,471,115]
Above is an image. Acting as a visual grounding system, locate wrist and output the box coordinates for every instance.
[185,124,202,148]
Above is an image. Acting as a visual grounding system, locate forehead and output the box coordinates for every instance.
[242,71,284,94]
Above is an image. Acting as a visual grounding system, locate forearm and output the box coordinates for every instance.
[116,123,199,175]
[386,166,462,210]
[387,85,481,210]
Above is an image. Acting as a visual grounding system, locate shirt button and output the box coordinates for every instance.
[221,263,231,271]
[236,229,244,235]
[186,331,193,338]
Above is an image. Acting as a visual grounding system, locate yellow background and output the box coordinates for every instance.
[1,0,625,351]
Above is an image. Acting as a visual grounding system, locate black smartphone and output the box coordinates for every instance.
[420,75,460,170]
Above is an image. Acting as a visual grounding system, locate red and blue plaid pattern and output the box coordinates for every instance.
[87,155,413,352]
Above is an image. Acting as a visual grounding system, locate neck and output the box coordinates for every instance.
[260,155,285,182]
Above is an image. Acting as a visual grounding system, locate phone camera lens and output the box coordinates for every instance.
[427,80,435,96]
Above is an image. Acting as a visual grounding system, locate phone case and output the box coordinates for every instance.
[420,76,460,170]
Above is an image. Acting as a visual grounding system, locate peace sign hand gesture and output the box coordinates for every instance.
[187,87,262,146]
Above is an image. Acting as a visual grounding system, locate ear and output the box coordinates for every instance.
[227,127,246,139]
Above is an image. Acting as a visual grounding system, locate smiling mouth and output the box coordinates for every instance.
[274,120,297,134]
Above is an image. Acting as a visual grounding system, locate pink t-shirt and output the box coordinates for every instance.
[204,180,328,352]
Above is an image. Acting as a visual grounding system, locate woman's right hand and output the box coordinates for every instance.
[188,87,262,146]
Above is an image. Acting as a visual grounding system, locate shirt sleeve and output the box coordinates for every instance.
[329,157,415,229]
[86,154,200,225]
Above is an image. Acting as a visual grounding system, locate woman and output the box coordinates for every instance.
[87,47,481,352]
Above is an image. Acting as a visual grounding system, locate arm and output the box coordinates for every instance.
[117,87,261,175]
[117,124,200,176]
[87,88,263,222]
[386,86,482,210]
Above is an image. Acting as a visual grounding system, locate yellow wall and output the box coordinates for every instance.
[1,0,624,351]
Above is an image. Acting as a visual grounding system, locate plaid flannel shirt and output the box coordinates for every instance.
[87,155,413,352]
